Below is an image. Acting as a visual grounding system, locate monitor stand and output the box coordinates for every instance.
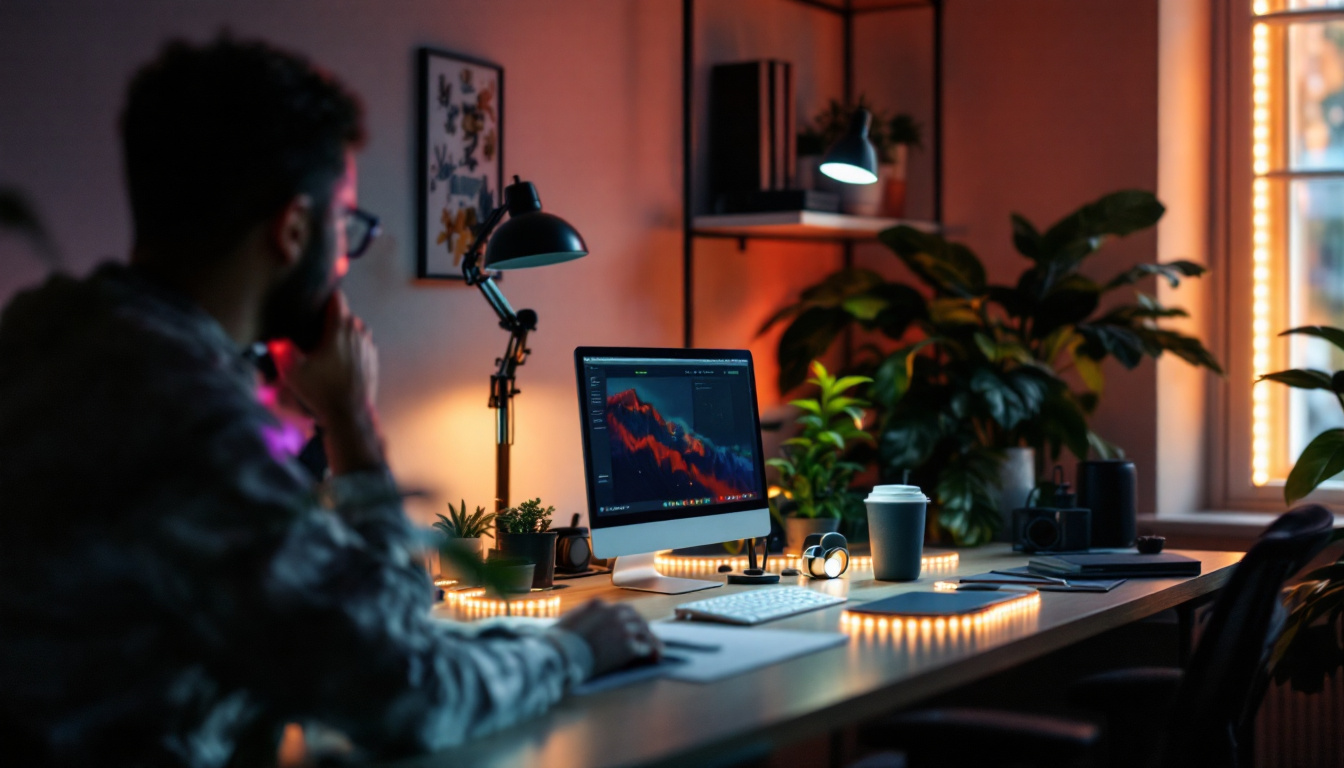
[611,552,722,594]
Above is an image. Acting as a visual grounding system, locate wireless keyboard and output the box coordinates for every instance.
[674,586,847,625]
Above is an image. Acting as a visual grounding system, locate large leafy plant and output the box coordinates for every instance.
[1260,325,1344,693]
[762,190,1222,544]
[766,361,873,520]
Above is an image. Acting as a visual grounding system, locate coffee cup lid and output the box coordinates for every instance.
[865,484,928,503]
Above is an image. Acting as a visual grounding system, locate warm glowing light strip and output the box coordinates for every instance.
[654,550,959,574]
[442,588,562,619]
[839,591,1041,634]
[433,578,459,589]
[1251,18,1273,486]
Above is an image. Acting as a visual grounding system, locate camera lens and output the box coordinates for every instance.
[1025,517,1060,551]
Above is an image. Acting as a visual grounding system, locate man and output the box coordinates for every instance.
[0,36,657,767]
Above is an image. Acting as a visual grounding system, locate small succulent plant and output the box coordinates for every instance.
[433,499,496,540]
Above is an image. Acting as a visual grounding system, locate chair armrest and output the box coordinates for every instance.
[1068,666,1183,715]
[858,708,1099,767]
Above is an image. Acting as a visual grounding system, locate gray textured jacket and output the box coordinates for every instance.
[0,264,591,767]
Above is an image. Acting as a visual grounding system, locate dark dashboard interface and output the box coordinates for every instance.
[580,355,764,521]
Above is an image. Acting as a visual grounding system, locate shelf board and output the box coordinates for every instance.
[692,211,938,241]
[788,0,934,15]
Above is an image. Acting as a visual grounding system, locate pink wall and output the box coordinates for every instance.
[0,0,1182,521]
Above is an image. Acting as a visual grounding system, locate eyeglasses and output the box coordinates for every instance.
[344,207,381,259]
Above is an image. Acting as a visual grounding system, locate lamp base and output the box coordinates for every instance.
[611,552,722,595]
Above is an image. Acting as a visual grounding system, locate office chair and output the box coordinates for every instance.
[857,504,1336,768]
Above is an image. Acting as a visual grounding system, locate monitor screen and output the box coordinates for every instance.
[575,347,768,530]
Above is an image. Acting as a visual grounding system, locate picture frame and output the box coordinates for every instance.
[416,48,504,280]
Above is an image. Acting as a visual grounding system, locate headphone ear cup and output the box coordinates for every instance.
[822,546,849,577]
[818,532,847,551]
[802,545,828,578]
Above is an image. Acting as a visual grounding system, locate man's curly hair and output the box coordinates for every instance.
[121,34,365,260]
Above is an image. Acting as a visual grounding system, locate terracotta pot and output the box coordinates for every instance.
[784,515,841,555]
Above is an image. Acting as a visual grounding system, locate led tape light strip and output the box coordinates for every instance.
[654,550,959,574]
[839,590,1041,636]
[442,588,562,619]
[1251,10,1272,486]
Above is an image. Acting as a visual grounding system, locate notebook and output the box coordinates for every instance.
[959,568,1126,593]
[1028,553,1201,578]
[843,590,1035,617]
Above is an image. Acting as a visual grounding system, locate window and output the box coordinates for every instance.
[1225,0,1344,507]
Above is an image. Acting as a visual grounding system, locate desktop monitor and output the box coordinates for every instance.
[574,347,771,593]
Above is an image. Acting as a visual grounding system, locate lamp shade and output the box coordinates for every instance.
[819,108,879,185]
[485,179,588,270]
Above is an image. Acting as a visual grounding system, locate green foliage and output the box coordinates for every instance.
[1258,325,1344,504]
[795,96,921,163]
[768,361,874,520]
[761,189,1222,544]
[1254,326,1344,694]
[496,498,554,534]
[433,499,496,540]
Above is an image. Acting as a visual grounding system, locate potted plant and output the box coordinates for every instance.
[1259,325,1344,694]
[495,498,557,589]
[881,114,923,219]
[767,361,873,552]
[433,500,496,584]
[761,189,1222,544]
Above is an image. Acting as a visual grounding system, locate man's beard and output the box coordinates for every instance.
[259,214,335,351]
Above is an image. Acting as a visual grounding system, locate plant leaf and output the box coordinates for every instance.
[776,307,850,392]
[1104,260,1207,291]
[879,225,987,298]
[1037,190,1166,272]
[1280,325,1344,354]
[1285,428,1344,504]
[1011,213,1042,260]
[1258,369,1336,391]
[1032,274,1101,339]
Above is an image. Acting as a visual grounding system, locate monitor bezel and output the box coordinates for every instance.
[574,346,770,531]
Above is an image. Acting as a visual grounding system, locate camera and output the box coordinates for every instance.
[1012,506,1091,553]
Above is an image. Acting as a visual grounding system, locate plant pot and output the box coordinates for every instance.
[485,552,536,595]
[994,447,1036,542]
[881,145,909,218]
[839,163,892,217]
[784,515,841,555]
[438,537,486,584]
[496,531,558,589]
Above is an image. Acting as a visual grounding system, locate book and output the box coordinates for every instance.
[1028,553,1201,578]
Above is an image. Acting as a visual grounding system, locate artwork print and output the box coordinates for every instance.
[417,49,503,279]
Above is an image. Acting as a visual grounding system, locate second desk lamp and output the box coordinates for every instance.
[819,108,880,186]
[461,175,588,512]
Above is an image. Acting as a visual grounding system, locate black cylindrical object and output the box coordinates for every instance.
[1076,459,1137,549]
[497,531,558,589]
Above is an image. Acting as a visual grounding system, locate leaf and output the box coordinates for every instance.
[1134,328,1225,374]
[1037,190,1166,271]
[1074,353,1105,394]
[935,447,1004,545]
[1077,324,1146,369]
[842,294,887,321]
[758,268,884,336]
[790,399,823,416]
[1258,369,1336,391]
[1280,325,1344,354]
[870,340,935,409]
[1011,213,1042,260]
[832,376,875,396]
[820,431,847,450]
[1285,428,1344,504]
[879,225,987,298]
[765,458,795,476]
[869,282,928,339]
[1032,274,1101,338]
[928,298,982,326]
[1104,260,1207,291]
[776,307,850,392]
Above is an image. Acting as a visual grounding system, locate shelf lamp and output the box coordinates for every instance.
[461,175,588,511]
[819,108,880,185]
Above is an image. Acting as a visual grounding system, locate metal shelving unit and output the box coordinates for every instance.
[680,0,944,347]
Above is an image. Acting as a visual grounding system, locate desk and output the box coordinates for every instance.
[391,545,1241,768]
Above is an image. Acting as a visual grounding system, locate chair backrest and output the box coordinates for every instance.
[1161,504,1335,768]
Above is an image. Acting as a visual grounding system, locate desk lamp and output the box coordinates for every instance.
[461,175,588,511]
[819,108,880,185]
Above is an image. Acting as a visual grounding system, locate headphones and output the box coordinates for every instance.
[802,532,850,579]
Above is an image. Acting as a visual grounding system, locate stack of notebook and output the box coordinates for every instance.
[1028,552,1202,579]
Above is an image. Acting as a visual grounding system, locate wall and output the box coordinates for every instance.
[0,0,1194,523]
[0,0,682,526]
[941,0,1164,512]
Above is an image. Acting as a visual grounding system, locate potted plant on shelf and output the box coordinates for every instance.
[495,498,557,589]
[767,361,873,553]
[433,500,496,584]
[761,189,1222,544]
[881,113,923,219]
[1259,325,1344,694]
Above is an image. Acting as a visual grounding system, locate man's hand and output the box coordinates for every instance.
[556,599,662,678]
[274,292,384,474]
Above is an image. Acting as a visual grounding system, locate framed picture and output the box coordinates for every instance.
[417,48,503,280]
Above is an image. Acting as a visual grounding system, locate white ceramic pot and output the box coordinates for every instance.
[995,447,1036,542]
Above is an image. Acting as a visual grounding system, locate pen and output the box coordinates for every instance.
[990,570,1069,585]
